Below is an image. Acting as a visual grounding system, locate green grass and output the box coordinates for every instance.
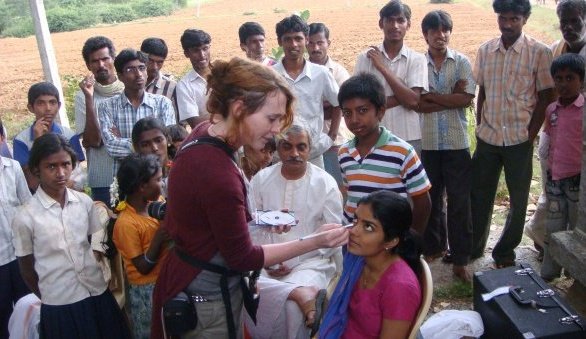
[434,280,473,299]
[62,75,80,130]
[2,110,34,142]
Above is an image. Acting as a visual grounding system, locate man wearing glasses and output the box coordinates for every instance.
[98,49,176,177]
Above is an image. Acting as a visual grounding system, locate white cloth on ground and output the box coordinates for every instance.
[419,310,484,339]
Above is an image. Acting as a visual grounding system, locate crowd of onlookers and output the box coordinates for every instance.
[1,0,585,338]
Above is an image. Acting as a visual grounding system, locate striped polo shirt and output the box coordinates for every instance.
[338,127,431,223]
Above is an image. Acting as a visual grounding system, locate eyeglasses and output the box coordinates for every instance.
[123,65,147,74]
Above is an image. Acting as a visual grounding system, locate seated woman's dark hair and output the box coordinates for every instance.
[116,153,161,202]
[29,133,77,171]
[357,190,422,274]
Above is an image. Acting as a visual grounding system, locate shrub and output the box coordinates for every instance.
[1,17,34,38]
[0,0,177,38]
[98,4,138,23]
[46,6,98,33]
[132,0,174,18]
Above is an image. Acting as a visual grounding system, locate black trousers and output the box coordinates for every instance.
[470,139,533,263]
[421,149,473,266]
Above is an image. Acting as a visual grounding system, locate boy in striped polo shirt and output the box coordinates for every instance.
[338,73,431,236]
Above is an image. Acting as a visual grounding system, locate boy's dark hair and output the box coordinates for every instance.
[116,153,161,201]
[557,0,586,18]
[140,37,168,59]
[29,133,77,171]
[551,53,586,81]
[167,124,188,143]
[0,116,4,138]
[276,15,309,41]
[239,22,265,44]
[114,48,148,74]
[421,10,453,34]
[492,0,531,17]
[28,82,60,106]
[338,73,386,110]
[309,23,330,39]
[82,36,115,64]
[167,124,188,160]
[131,117,169,147]
[380,0,412,21]
[180,29,212,51]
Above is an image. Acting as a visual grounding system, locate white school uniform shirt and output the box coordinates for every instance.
[175,69,208,123]
[354,44,428,141]
[0,156,31,266]
[12,187,107,305]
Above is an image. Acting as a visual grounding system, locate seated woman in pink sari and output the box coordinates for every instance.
[320,190,422,339]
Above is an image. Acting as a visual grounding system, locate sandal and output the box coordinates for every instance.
[301,289,327,338]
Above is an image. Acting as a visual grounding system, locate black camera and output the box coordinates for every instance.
[148,201,167,220]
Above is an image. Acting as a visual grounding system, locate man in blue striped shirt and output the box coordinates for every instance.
[98,49,176,178]
[416,10,476,281]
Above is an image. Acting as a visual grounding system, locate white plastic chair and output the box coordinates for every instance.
[408,257,433,339]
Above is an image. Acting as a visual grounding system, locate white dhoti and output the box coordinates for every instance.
[245,257,336,339]
[246,163,344,339]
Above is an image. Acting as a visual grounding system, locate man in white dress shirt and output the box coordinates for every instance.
[246,125,343,339]
[272,15,341,169]
[353,0,428,154]
[176,29,211,128]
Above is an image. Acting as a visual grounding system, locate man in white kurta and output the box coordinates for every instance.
[246,125,343,339]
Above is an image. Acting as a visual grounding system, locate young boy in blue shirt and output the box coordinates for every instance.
[13,82,85,192]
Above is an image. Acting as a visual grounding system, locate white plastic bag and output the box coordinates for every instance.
[420,310,484,339]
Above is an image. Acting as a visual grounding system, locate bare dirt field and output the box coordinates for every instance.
[1,0,555,124]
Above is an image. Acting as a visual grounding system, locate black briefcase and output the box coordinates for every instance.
[473,263,585,338]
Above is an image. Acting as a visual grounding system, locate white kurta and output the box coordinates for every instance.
[246,163,343,339]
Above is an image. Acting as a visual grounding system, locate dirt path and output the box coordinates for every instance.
[0,0,554,120]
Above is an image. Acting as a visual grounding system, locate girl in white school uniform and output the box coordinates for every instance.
[11,133,130,339]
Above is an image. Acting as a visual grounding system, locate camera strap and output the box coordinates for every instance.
[179,136,237,163]
[176,249,259,339]
[175,136,259,338]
